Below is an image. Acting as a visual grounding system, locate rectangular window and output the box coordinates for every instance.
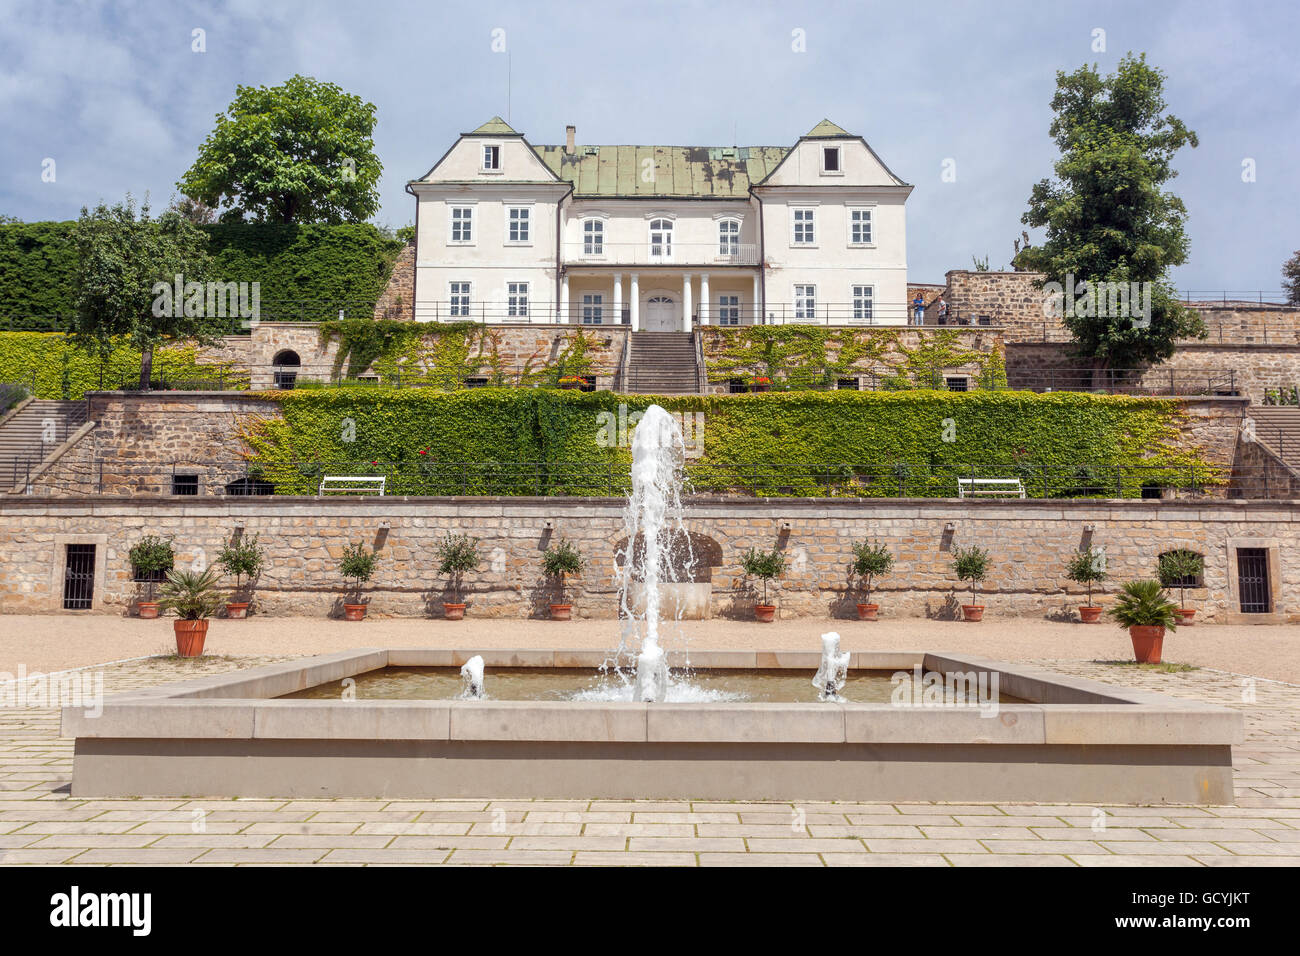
[945,377,969,392]
[718,294,740,326]
[792,208,815,245]
[849,207,873,245]
[583,219,604,255]
[822,147,841,173]
[450,206,474,243]
[794,284,816,320]
[482,145,501,170]
[718,219,740,256]
[581,293,604,325]
[507,281,529,318]
[449,281,471,317]
[507,206,530,243]
[852,284,874,322]
[171,474,199,496]
[837,378,859,391]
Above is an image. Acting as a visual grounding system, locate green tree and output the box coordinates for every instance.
[70,197,218,389]
[1014,53,1205,370]
[1282,250,1300,306]
[178,75,382,225]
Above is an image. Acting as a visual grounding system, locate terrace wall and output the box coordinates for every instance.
[2,496,1295,624]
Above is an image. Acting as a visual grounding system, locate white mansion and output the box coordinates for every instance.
[406,118,912,330]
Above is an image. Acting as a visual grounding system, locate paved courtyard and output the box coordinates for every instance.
[1,649,1299,866]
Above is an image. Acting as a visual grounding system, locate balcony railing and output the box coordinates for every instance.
[562,242,760,267]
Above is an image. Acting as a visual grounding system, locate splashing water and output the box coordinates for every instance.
[812,632,850,702]
[460,655,486,699]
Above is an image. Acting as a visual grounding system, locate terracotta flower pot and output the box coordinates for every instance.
[342,603,367,622]
[443,602,466,621]
[1173,607,1197,626]
[755,604,776,623]
[549,603,572,621]
[137,601,160,619]
[961,604,985,622]
[1129,624,1166,663]
[856,603,879,621]
[173,619,208,657]
[225,602,249,620]
[1078,606,1103,624]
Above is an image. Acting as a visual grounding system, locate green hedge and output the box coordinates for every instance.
[242,388,1217,498]
[0,221,404,326]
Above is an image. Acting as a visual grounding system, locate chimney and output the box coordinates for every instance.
[565,125,576,154]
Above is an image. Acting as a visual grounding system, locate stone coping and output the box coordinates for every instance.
[62,648,1244,748]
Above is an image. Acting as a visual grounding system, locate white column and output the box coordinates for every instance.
[629,274,640,332]
[613,273,623,328]
[560,274,570,324]
[682,273,693,333]
[752,274,761,326]
[699,273,709,326]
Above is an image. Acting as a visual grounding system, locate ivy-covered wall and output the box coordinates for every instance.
[241,389,1218,498]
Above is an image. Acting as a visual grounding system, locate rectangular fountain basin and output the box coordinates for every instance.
[62,649,1243,804]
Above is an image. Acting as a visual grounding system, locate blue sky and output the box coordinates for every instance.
[2,0,1296,292]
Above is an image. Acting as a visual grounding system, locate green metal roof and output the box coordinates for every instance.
[804,119,852,138]
[532,144,790,199]
[467,116,520,135]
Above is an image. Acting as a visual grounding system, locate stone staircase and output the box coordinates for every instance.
[624,332,701,394]
[0,399,89,489]
[1248,406,1300,472]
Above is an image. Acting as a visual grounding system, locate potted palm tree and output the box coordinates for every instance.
[1065,546,1107,623]
[541,538,583,620]
[952,545,990,621]
[157,566,224,657]
[1158,550,1203,625]
[128,535,174,619]
[338,543,377,621]
[741,547,785,623]
[1109,579,1179,663]
[851,539,893,621]
[437,533,479,620]
[216,533,264,619]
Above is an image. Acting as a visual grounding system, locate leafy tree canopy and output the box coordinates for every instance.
[177,75,382,225]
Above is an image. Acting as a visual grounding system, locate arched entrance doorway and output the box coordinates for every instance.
[272,350,301,389]
[643,294,679,333]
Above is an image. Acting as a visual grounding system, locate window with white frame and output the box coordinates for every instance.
[794,284,817,320]
[718,219,740,257]
[849,207,873,245]
[821,146,842,174]
[852,284,874,322]
[482,144,501,171]
[449,282,472,317]
[507,282,529,318]
[581,293,604,325]
[649,218,673,259]
[792,208,815,245]
[450,206,474,243]
[506,206,530,243]
[718,294,740,326]
[582,219,604,256]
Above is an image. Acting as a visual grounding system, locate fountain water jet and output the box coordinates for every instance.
[460,655,485,699]
[812,632,850,702]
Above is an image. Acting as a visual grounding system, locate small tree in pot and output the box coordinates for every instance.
[851,539,894,621]
[217,533,264,619]
[128,535,174,618]
[157,566,224,657]
[541,538,584,621]
[437,533,480,620]
[1158,550,1203,625]
[1109,579,1179,663]
[741,547,786,623]
[952,545,990,621]
[338,543,377,621]
[1065,546,1108,623]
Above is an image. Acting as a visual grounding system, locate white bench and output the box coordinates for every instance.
[318,476,386,496]
[957,477,1026,499]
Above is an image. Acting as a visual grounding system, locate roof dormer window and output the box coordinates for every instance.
[821,146,842,175]
[482,144,502,172]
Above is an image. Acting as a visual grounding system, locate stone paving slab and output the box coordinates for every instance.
[0,654,1297,866]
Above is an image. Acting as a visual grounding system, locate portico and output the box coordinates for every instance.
[560,269,761,330]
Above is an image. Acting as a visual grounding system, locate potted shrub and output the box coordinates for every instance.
[437,533,480,620]
[851,539,893,621]
[952,545,990,621]
[1065,546,1107,623]
[1158,550,1203,625]
[157,566,223,657]
[338,543,377,621]
[216,533,264,619]
[740,547,785,623]
[128,535,174,619]
[541,538,583,621]
[1109,579,1179,663]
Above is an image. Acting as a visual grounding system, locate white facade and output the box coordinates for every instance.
[406,119,912,328]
